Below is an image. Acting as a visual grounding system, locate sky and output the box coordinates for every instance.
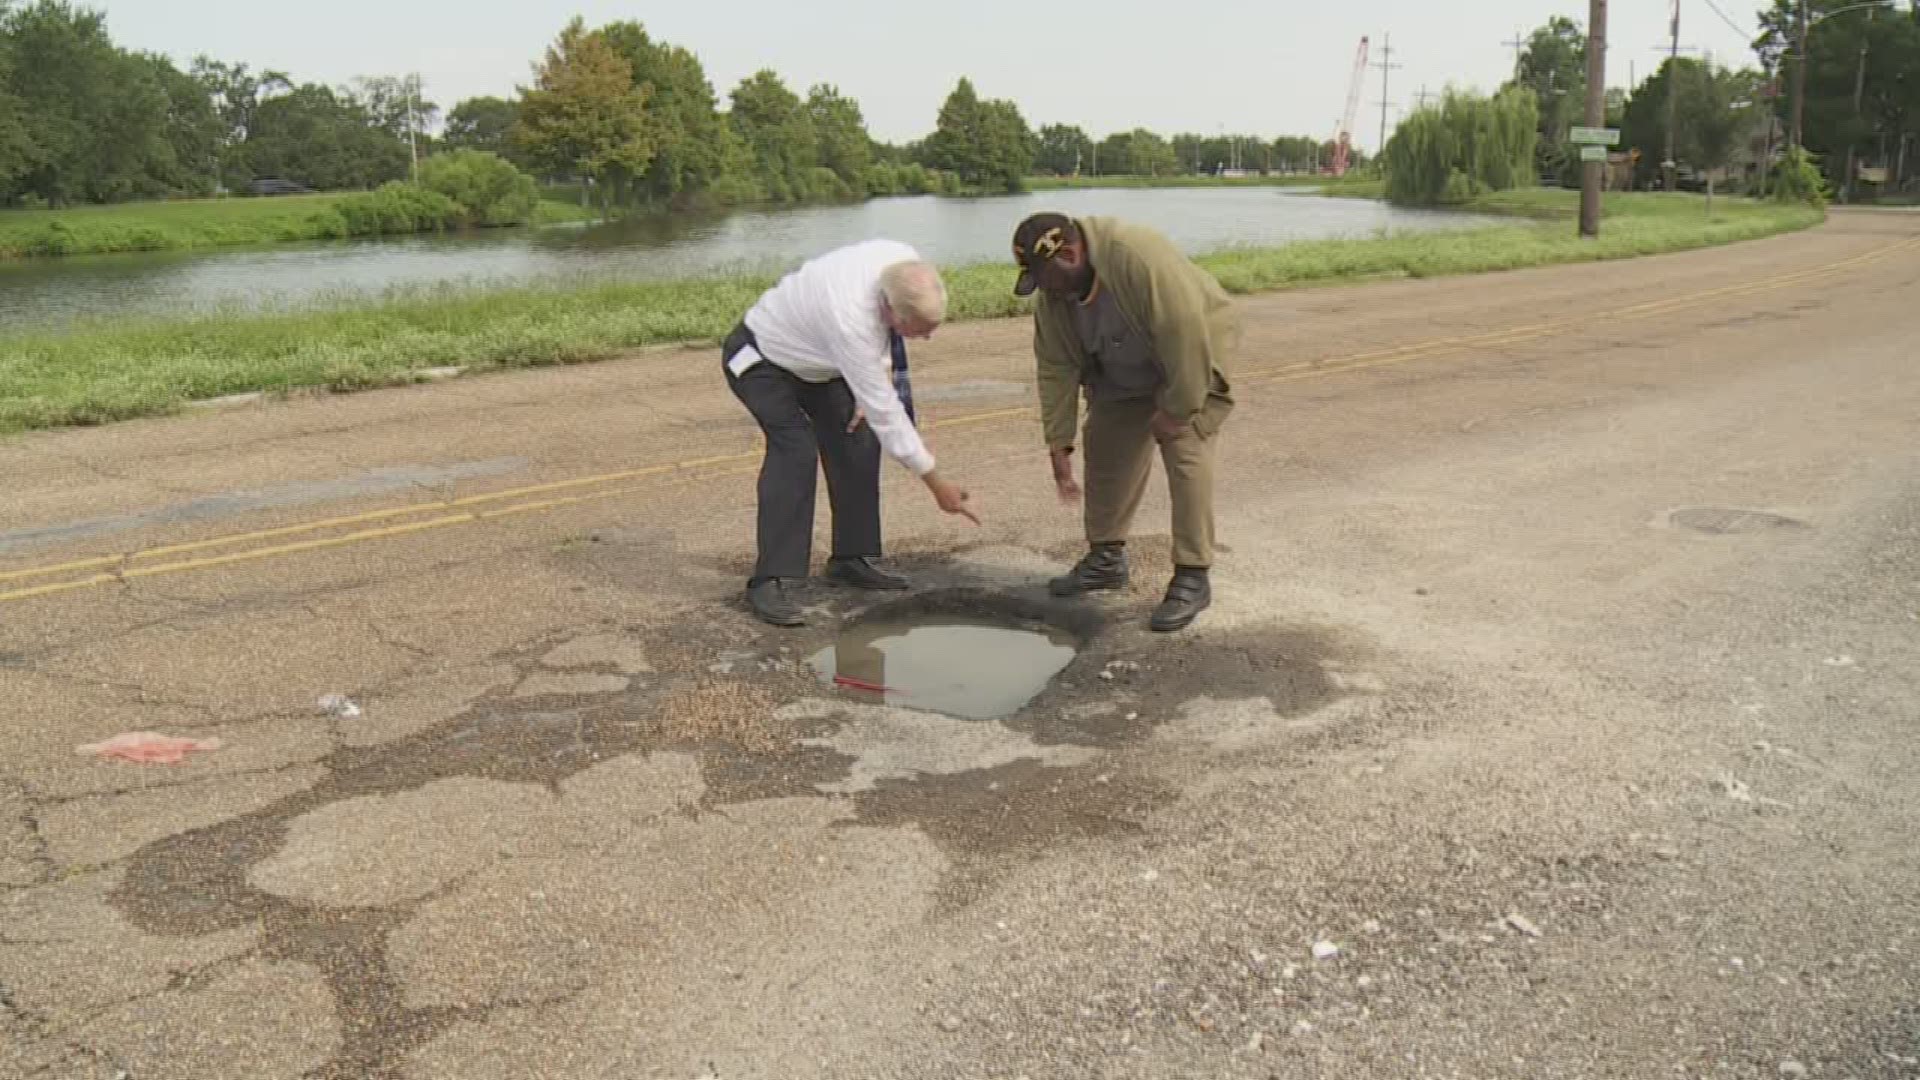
[90,0,1777,153]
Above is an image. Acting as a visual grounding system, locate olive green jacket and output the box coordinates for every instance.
[1032,215,1240,449]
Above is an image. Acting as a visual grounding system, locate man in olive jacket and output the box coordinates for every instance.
[1011,212,1239,632]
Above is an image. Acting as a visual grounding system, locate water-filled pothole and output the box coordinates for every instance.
[809,615,1078,720]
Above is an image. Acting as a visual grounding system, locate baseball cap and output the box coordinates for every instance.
[1011,212,1074,297]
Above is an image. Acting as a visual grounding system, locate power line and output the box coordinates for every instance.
[1697,0,1752,39]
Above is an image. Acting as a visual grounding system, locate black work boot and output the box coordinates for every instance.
[747,578,805,627]
[1049,543,1130,597]
[1149,567,1211,632]
[824,556,909,591]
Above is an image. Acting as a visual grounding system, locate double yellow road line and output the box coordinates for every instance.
[5,231,1916,607]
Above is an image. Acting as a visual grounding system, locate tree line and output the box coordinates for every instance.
[494,21,1346,211]
[1501,15,1755,193]
[1384,4,1920,207]
[1029,125,1350,178]
[0,3,1345,211]
[0,1,442,204]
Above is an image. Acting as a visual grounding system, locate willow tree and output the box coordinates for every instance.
[1385,87,1539,206]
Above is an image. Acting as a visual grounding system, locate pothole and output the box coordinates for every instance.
[809,616,1077,721]
[1667,507,1808,535]
[806,589,1098,723]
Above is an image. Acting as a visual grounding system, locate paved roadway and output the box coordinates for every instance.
[3,210,1918,1080]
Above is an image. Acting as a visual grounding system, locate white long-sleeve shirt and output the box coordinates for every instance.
[739,238,936,477]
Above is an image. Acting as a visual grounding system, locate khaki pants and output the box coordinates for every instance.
[1082,394,1232,568]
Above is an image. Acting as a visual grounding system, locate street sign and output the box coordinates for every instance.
[1579,145,1610,162]
[1570,127,1621,146]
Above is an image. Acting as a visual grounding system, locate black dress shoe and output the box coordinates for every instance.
[747,578,805,626]
[1049,544,1130,597]
[1149,568,1211,632]
[824,556,909,590]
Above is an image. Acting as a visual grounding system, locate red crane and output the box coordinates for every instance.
[1329,35,1370,176]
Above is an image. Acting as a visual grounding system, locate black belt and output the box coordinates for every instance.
[723,318,917,425]
[722,319,758,364]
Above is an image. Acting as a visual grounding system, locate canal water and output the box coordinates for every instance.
[0,187,1500,331]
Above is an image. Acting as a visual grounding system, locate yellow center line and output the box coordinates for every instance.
[3,231,1915,607]
[0,456,747,584]
[0,465,765,603]
[0,408,1045,588]
[0,448,1050,604]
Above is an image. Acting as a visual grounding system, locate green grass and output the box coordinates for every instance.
[0,193,600,258]
[0,191,1822,434]
[1320,178,1387,200]
[1319,184,1764,220]
[531,198,603,225]
[1462,188,1734,220]
[0,195,345,257]
[1197,193,1821,293]
[1025,173,1390,198]
[1027,174,1326,190]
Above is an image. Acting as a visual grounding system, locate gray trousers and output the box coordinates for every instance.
[723,323,882,585]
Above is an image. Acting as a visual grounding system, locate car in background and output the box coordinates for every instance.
[247,177,312,196]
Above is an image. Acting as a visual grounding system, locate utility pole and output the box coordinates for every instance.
[1843,6,1874,201]
[1503,30,1530,80]
[1582,0,1609,237]
[1758,56,1779,198]
[1541,70,1566,150]
[1791,0,1808,149]
[1373,33,1401,156]
[1663,0,1681,192]
[407,73,420,181]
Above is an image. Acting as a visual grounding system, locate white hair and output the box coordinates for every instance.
[879,259,947,326]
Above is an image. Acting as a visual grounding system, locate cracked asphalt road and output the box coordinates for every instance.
[3,210,1918,1080]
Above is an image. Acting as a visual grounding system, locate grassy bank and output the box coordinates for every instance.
[1198,192,1819,292]
[1027,174,1323,190]
[0,193,599,258]
[0,174,1364,258]
[1025,174,1393,198]
[0,192,1822,433]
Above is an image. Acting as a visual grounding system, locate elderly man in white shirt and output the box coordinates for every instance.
[722,238,979,627]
